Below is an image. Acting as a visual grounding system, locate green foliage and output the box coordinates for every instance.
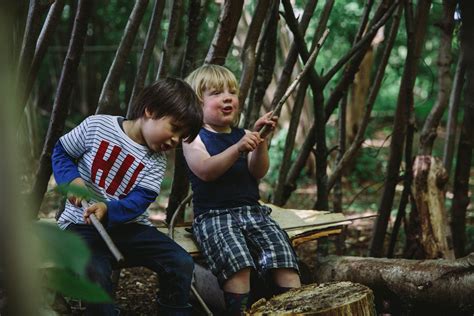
[55,183,104,203]
[348,147,387,184]
[266,128,311,187]
[34,222,111,302]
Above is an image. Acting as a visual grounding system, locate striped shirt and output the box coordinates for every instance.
[52,115,166,229]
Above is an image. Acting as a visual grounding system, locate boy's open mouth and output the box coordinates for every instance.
[160,143,172,151]
[222,105,234,114]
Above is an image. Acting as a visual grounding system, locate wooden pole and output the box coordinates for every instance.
[81,200,124,263]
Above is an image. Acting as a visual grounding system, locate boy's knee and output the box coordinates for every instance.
[173,252,194,274]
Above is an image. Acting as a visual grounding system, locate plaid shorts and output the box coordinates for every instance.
[192,205,299,285]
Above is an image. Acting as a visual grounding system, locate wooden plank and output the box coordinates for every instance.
[42,204,350,257]
[160,204,350,256]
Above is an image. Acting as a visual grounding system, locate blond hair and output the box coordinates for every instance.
[185,64,239,103]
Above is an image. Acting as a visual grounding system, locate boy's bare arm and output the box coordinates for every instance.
[183,134,261,181]
[248,112,277,179]
[248,138,270,179]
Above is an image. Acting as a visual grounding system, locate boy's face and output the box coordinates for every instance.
[202,84,238,132]
[141,110,185,152]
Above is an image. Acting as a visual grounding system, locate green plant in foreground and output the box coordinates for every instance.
[34,222,111,304]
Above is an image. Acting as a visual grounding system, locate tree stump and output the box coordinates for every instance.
[246,282,375,315]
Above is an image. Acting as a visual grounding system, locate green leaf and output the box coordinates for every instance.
[55,183,104,203]
[45,268,112,303]
[35,222,90,277]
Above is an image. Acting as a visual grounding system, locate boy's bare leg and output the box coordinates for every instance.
[223,267,251,293]
[223,268,251,315]
[272,268,301,288]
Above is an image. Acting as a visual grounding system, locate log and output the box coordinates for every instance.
[315,254,474,313]
[247,282,375,315]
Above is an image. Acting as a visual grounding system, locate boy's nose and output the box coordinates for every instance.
[170,135,179,145]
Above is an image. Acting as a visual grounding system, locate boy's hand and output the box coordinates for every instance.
[83,202,108,224]
[237,132,262,153]
[254,111,278,136]
[68,177,87,207]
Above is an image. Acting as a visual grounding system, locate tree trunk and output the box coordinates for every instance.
[30,0,93,216]
[16,0,50,122]
[369,0,431,257]
[165,0,206,222]
[346,27,384,147]
[281,0,329,210]
[238,0,270,109]
[411,156,454,259]
[247,282,375,316]
[205,0,244,65]
[156,0,183,79]
[180,0,206,77]
[315,254,474,314]
[23,0,66,110]
[267,0,318,118]
[324,0,395,121]
[418,0,456,155]
[442,52,465,174]
[244,0,278,129]
[450,0,474,258]
[96,0,149,114]
[127,0,165,115]
[327,4,401,191]
[272,0,331,206]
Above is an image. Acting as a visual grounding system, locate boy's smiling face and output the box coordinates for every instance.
[202,84,239,133]
[141,110,185,152]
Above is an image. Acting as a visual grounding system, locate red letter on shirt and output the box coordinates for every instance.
[91,141,121,188]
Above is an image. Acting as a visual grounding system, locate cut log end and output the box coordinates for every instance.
[247,281,375,315]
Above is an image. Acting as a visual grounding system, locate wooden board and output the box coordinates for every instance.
[159,203,350,256]
[42,203,351,257]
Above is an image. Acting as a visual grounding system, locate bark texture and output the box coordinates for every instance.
[127,0,165,115]
[205,0,244,65]
[450,0,474,258]
[418,0,456,155]
[96,0,149,114]
[156,0,183,79]
[412,156,454,259]
[370,0,431,257]
[247,282,375,316]
[31,0,93,215]
[316,254,474,313]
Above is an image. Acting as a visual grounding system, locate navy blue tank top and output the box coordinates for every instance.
[187,127,260,216]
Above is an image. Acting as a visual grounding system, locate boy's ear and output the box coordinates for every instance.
[144,107,153,118]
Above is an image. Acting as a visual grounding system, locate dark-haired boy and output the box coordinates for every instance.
[52,78,203,315]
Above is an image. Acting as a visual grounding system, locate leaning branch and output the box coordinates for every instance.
[259,29,329,138]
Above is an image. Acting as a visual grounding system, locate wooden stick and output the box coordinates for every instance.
[81,200,125,263]
[259,28,330,138]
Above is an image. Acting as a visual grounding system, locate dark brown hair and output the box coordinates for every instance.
[129,78,203,142]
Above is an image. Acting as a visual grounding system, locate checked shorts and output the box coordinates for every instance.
[192,204,299,285]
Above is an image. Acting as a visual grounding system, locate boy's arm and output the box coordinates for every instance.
[100,186,158,227]
[52,141,81,185]
[248,112,277,179]
[183,133,261,182]
[248,138,270,179]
